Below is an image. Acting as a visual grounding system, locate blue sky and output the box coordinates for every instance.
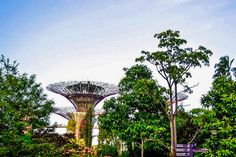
[1,0,236,126]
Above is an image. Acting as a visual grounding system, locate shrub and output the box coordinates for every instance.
[98,144,118,157]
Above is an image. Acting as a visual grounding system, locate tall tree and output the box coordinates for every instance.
[213,55,236,79]
[136,30,212,157]
[99,64,169,157]
[198,76,236,156]
[182,57,236,156]
[0,55,55,156]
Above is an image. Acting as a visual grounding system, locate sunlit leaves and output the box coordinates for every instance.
[0,55,54,156]
[99,64,169,155]
[197,71,236,156]
[136,29,212,85]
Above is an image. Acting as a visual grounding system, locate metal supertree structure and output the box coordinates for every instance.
[46,81,118,146]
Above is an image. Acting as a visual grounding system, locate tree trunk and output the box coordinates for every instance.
[169,84,177,157]
[170,114,177,157]
[141,138,144,157]
[170,83,178,157]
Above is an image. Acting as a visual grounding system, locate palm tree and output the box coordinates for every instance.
[213,55,236,79]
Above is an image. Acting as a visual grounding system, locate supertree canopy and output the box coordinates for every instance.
[47,81,118,112]
[46,81,118,146]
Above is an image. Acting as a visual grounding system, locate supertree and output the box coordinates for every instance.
[47,81,118,146]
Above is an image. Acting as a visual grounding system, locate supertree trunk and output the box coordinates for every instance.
[73,112,86,141]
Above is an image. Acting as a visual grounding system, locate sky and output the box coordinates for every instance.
[1,0,236,127]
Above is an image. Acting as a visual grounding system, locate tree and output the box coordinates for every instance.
[0,55,55,156]
[213,55,236,79]
[183,57,236,156]
[197,76,236,156]
[99,64,169,157]
[176,106,199,144]
[136,30,212,156]
[81,104,94,147]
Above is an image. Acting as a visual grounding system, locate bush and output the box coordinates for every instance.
[98,144,118,157]
[118,151,129,157]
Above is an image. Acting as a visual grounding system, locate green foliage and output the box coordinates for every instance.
[135,29,212,156]
[16,142,61,157]
[119,64,153,93]
[188,57,236,156]
[0,55,55,156]
[213,55,236,79]
[176,106,197,144]
[135,30,212,114]
[69,138,86,147]
[136,29,212,86]
[177,107,216,145]
[67,118,76,134]
[99,64,169,155]
[118,151,129,157]
[81,104,93,147]
[98,144,118,157]
[202,76,236,118]
[197,75,236,156]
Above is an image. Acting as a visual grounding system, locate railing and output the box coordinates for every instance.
[177,144,208,157]
[177,144,194,157]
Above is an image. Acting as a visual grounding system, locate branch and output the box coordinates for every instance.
[145,138,170,150]
[179,63,192,80]
[159,61,169,80]
[155,65,168,80]
[188,125,203,144]
[159,141,170,150]
[183,64,192,75]
[171,80,175,87]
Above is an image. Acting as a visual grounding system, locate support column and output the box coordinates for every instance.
[74,112,86,141]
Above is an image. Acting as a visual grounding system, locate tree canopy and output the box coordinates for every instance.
[136,29,212,157]
[182,56,236,157]
[99,64,169,157]
[213,55,236,79]
[0,55,55,156]
[196,57,236,156]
